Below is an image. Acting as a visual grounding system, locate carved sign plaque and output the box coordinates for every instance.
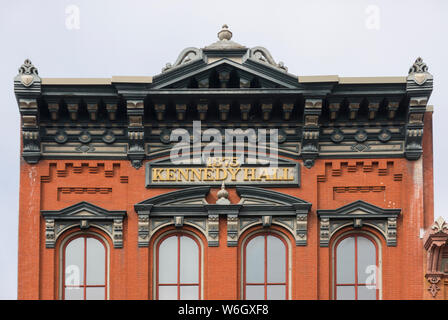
[145,157,300,187]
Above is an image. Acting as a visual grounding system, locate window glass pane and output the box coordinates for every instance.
[245,285,265,300]
[65,237,84,286]
[267,285,285,300]
[86,238,106,285]
[180,285,199,300]
[64,287,83,300]
[159,236,178,284]
[267,236,285,283]
[357,237,376,284]
[180,236,199,284]
[336,237,355,284]
[336,286,355,300]
[358,285,377,300]
[158,286,177,300]
[86,287,105,300]
[246,236,264,283]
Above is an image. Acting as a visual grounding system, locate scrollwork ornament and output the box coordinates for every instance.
[426,274,441,298]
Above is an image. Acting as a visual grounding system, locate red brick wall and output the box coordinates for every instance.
[17,119,434,300]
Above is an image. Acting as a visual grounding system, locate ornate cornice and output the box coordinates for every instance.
[14,32,433,168]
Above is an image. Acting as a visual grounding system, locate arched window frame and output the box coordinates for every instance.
[134,185,312,248]
[240,228,291,300]
[59,230,110,300]
[42,201,126,249]
[153,229,204,300]
[317,200,400,247]
[331,230,382,300]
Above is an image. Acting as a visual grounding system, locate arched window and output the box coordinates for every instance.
[62,234,107,300]
[334,234,378,300]
[156,233,201,300]
[243,233,288,300]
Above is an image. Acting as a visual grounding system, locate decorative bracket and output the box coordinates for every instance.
[19,98,40,163]
[282,102,294,120]
[126,100,145,169]
[301,99,322,168]
[404,96,427,160]
[218,101,230,121]
[206,204,241,247]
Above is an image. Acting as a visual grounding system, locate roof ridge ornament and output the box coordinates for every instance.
[409,57,428,74]
[162,47,203,73]
[249,46,288,72]
[407,57,431,85]
[18,59,39,87]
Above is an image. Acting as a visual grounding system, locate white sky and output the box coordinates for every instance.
[0,0,447,299]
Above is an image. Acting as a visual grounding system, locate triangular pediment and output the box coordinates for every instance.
[236,186,311,211]
[71,210,96,217]
[317,200,401,218]
[41,201,126,220]
[152,59,299,89]
[135,186,210,208]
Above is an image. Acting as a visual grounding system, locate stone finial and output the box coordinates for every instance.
[216,182,231,205]
[409,57,428,74]
[218,24,232,41]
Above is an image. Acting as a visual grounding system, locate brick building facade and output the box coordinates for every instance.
[15,25,436,300]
